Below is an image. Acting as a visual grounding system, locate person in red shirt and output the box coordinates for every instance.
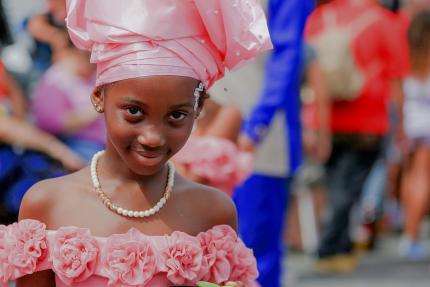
[305,0,408,271]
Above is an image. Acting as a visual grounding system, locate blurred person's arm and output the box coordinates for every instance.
[0,117,84,171]
[241,0,315,147]
[392,78,408,153]
[380,15,409,154]
[308,58,331,162]
[28,15,69,52]
[205,104,243,143]
[0,67,26,118]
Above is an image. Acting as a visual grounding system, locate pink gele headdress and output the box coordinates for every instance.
[65,0,272,90]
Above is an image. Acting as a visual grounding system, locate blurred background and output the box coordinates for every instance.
[1,0,430,286]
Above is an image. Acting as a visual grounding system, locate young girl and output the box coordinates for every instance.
[400,10,430,260]
[2,0,271,286]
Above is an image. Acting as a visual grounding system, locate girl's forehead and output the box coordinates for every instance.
[109,76,199,93]
[104,76,199,104]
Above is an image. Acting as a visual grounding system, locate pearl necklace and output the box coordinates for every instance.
[90,150,175,218]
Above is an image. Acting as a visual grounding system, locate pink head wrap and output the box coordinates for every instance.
[65,0,272,88]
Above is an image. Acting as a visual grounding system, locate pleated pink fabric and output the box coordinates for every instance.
[65,0,272,88]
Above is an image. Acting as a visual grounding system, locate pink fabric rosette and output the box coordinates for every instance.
[51,226,99,285]
[0,225,9,287]
[228,240,259,286]
[158,231,208,286]
[101,228,157,287]
[198,225,238,284]
[2,220,47,282]
[65,0,272,88]
[174,136,253,195]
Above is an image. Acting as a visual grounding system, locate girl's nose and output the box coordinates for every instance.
[137,126,166,147]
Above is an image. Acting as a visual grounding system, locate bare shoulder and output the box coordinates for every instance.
[19,168,90,224]
[174,176,238,232]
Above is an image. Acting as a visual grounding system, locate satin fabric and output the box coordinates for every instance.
[66,0,272,88]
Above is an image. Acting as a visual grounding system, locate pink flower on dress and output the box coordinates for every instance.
[228,240,259,285]
[4,219,47,280]
[198,225,238,284]
[102,229,157,286]
[51,226,99,285]
[0,225,10,286]
[158,231,207,285]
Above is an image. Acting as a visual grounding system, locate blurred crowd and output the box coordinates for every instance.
[0,0,430,286]
[0,0,105,222]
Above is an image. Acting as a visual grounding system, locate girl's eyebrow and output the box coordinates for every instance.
[123,97,146,106]
[171,102,193,109]
[122,97,193,109]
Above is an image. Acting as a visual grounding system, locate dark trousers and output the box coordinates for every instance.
[234,174,290,287]
[318,135,382,258]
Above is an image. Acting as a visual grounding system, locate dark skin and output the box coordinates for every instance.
[17,76,238,287]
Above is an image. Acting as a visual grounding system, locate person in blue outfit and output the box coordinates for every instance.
[235,1,315,286]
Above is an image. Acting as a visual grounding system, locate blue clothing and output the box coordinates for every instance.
[0,146,65,217]
[234,175,290,287]
[242,0,314,175]
[236,1,314,286]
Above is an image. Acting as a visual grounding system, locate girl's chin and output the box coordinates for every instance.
[128,150,167,173]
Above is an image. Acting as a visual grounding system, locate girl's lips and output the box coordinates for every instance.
[131,149,166,166]
[134,150,163,158]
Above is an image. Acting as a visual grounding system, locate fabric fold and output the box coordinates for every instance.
[66,0,272,87]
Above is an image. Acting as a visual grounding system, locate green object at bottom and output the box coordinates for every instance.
[196,282,220,287]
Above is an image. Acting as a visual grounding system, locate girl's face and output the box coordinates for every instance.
[93,76,200,175]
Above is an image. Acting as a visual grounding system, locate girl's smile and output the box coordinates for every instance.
[129,146,167,167]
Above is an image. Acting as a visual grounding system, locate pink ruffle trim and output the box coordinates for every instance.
[0,220,258,286]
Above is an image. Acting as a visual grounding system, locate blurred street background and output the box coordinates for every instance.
[1,0,430,286]
[285,237,430,286]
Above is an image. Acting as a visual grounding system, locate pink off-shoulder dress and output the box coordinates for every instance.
[0,220,259,287]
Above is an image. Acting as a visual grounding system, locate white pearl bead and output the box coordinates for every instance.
[117,208,124,214]
[127,210,134,217]
[133,211,139,217]
[139,211,145,217]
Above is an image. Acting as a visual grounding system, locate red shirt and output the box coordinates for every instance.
[0,61,9,101]
[305,0,409,135]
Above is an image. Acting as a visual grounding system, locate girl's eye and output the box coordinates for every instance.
[169,111,188,122]
[126,106,143,116]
